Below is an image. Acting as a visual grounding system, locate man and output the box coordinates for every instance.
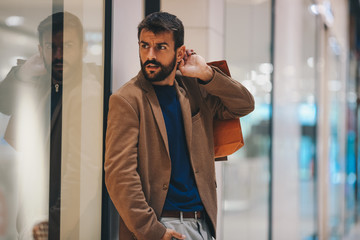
[0,12,102,239]
[105,12,254,240]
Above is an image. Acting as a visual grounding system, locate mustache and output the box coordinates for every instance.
[144,60,161,67]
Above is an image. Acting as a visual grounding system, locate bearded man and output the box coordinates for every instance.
[105,11,254,240]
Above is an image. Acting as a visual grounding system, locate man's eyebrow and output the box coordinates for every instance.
[157,42,169,46]
[139,41,169,46]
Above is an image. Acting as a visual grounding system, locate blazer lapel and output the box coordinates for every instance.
[174,78,192,154]
[138,72,170,157]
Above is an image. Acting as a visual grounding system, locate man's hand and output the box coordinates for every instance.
[160,228,186,240]
[178,49,214,82]
[32,221,48,240]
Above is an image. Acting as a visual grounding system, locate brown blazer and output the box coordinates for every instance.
[105,67,254,240]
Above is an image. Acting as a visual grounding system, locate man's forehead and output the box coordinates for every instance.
[139,29,174,43]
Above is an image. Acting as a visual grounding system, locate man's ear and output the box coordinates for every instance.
[176,45,186,63]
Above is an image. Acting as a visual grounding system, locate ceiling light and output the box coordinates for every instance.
[5,16,24,27]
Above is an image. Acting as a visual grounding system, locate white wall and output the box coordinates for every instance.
[112,0,144,92]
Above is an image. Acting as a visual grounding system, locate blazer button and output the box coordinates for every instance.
[162,184,168,190]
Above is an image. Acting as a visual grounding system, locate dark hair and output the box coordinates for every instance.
[137,12,184,50]
[37,12,84,46]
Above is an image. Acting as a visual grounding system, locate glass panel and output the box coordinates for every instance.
[327,37,345,240]
[223,0,271,239]
[0,0,104,239]
[298,1,318,239]
[0,2,52,239]
[58,1,104,238]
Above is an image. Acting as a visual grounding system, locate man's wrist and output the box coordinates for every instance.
[198,66,214,84]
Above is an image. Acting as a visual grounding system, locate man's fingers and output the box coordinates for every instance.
[185,49,195,56]
[169,229,186,239]
[161,229,186,240]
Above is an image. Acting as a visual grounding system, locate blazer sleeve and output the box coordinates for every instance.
[0,66,21,115]
[104,93,166,240]
[200,66,255,120]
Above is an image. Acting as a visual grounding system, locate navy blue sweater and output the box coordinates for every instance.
[153,84,204,212]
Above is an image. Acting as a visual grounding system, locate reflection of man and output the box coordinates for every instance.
[0,12,102,240]
[105,12,254,240]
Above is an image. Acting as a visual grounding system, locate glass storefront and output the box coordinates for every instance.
[0,0,105,239]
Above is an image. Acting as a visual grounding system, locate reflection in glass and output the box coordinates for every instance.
[0,2,52,239]
[0,2,104,239]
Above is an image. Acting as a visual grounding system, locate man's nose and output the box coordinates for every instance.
[53,47,63,59]
[147,47,156,60]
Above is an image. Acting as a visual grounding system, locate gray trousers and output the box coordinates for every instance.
[160,216,213,240]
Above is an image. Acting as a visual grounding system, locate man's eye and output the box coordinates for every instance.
[141,44,149,49]
[158,45,166,50]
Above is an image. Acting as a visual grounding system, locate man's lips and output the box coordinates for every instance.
[146,64,159,68]
[146,64,160,72]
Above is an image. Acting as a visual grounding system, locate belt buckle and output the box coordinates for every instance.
[194,211,198,220]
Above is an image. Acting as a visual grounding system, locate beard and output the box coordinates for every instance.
[43,57,82,82]
[43,57,64,82]
[51,59,63,81]
[140,56,177,82]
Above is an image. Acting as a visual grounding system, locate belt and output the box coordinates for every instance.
[161,210,204,219]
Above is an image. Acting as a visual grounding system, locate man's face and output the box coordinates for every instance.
[139,29,179,83]
[39,27,83,81]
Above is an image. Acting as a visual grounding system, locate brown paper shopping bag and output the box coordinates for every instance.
[207,60,245,160]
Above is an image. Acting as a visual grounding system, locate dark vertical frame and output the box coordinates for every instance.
[101,0,113,239]
[49,1,63,239]
[145,0,160,16]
